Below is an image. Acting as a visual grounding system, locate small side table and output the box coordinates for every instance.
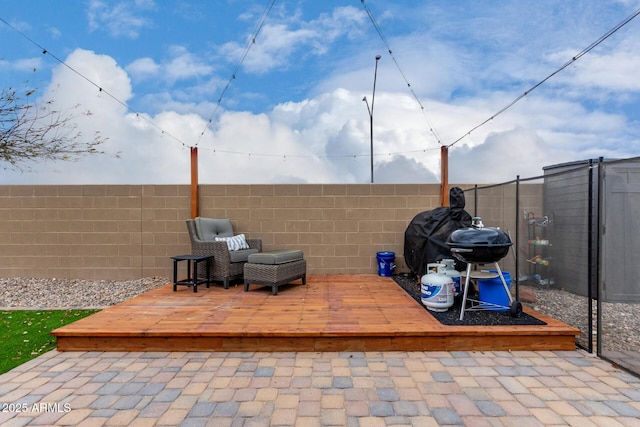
[171,255,212,292]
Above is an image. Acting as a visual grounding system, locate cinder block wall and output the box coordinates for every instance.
[0,185,191,280]
[199,184,441,276]
[0,184,541,280]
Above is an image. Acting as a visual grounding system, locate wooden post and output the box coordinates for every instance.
[190,147,199,219]
[440,145,449,206]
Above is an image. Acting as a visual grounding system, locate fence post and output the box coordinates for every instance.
[190,147,199,219]
[515,176,520,302]
[440,146,449,206]
[595,157,603,355]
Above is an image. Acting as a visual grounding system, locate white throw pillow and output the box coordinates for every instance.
[215,234,250,251]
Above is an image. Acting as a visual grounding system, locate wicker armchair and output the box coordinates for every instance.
[186,218,262,289]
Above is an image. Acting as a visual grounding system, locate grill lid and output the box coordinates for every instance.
[446,219,512,263]
[448,226,512,247]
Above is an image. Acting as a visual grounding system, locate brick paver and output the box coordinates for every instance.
[0,349,639,426]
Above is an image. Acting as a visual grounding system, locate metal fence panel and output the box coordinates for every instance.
[460,157,640,376]
[466,171,593,351]
[601,159,640,303]
[599,157,640,375]
[543,163,594,298]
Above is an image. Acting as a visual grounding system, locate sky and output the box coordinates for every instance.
[1,0,640,185]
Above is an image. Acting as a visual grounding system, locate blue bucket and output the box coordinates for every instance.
[376,251,395,277]
[478,271,511,311]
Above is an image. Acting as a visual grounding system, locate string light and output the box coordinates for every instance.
[361,0,444,146]
[360,1,640,152]
[1,5,442,164]
[196,0,277,144]
[0,17,192,150]
[13,0,622,164]
[196,144,441,160]
[446,4,640,148]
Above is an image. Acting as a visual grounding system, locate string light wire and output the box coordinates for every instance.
[0,17,192,150]
[6,3,633,162]
[197,144,442,160]
[0,4,446,162]
[196,0,278,144]
[1,9,439,163]
[360,0,444,146]
[446,5,640,148]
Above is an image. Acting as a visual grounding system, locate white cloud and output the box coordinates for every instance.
[4,20,639,186]
[550,44,640,93]
[449,127,574,183]
[47,26,62,40]
[3,49,183,184]
[125,57,160,79]
[376,156,440,183]
[0,57,43,73]
[219,6,366,75]
[164,46,214,83]
[46,49,132,113]
[2,49,430,184]
[126,46,213,85]
[87,0,154,39]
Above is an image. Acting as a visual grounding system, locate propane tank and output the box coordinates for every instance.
[441,258,462,297]
[421,263,454,312]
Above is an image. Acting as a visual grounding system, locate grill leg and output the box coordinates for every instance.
[493,262,513,305]
[459,263,473,321]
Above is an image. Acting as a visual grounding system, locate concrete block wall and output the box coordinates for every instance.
[198,184,442,276]
[0,183,542,280]
[0,185,190,280]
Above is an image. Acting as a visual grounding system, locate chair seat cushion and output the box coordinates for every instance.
[247,250,304,265]
[229,248,259,263]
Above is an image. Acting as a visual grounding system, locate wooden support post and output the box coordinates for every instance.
[440,145,449,207]
[190,147,199,219]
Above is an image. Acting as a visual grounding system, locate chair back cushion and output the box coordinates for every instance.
[195,217,234,240]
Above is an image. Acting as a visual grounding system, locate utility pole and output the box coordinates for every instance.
[363,54,381,183]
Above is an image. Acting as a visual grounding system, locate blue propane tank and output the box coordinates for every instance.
[421,263,454,312]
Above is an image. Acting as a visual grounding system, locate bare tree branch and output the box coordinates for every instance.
[0,84,113,171]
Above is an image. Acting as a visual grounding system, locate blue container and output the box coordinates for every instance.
[376,251,396,277]
[478,271,511,311]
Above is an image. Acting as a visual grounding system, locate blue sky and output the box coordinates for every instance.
[1,0,639,184]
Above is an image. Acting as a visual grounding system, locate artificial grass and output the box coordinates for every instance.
[0,309,99,375]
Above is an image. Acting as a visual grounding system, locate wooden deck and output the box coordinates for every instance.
[52,274,579,352]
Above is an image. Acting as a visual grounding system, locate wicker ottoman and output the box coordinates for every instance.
[244,250,307,295]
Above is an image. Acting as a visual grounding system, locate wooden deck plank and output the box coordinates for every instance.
[52,274,579,352]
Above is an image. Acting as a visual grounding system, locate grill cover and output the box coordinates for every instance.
[403,187,472,276]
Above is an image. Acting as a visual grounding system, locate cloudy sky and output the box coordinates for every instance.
[1,0,639,184]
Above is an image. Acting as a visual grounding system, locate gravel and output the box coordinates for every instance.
[525,284,640,352]
[0,277,169,309]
